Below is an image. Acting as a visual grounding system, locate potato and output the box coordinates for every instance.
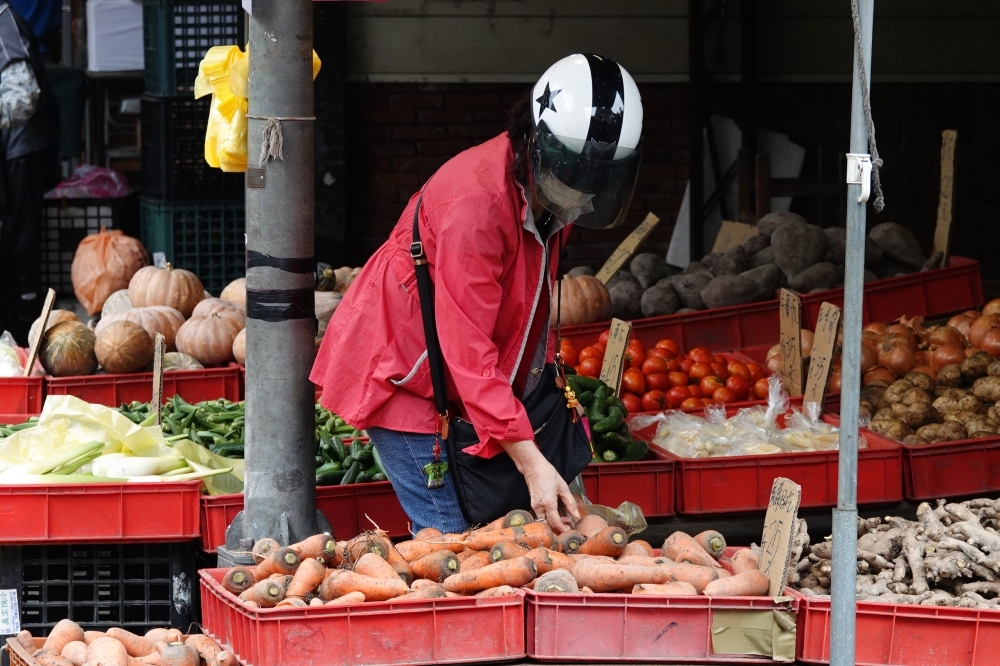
[757,211,807,237]
[941,421,970,441]
[964,416,998,437]
[789,262,840,293]
[609,282,644,320]
[749,247,775,269]
[944,411,982,424]
[988,361,1000,378]
[770,220,829,275]
[606,269,639,290]
[865,238,884,269]
[700,275,765,309]
[701,245,747,276]
[640,283,679,318]
[937,364,963,388]
[921,251,944,272]
[868,419,913,441]
[903,371,935,392]
[973,376,1000,403]
[989,405,1000,422]
[890,394,938,428]
[860,384,887,409]
[683,261,713,275]
[882,380,915,406]
[740,264,783,296]
[863,270,879,283]
[872,408,895,422]
[903,434,929,446]
[962,351,993,382]
[742,233,770,256]
[566,266,594,277]
[877,263,912,280]
[668,272,712,310]
[630,253,669,290]
[957,395,984,413]
[869,222,926,269]
[933,391,966,414]
[824,227,847,264]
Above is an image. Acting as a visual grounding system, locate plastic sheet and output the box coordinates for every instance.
[573,496,647,536]
[44,165,130,199]
[0,332,20,377]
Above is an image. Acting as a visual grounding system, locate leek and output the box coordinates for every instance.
[0,441,106,482]
[50,450,103,476]
[91,453,132,477]
[127,467,233,483]
[160,466,194,477]
[105,457,188,478]
[0,474,128,485]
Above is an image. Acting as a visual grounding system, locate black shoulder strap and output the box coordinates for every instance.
[409,194,450,418]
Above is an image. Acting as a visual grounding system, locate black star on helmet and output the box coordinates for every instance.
[536,82,561,116]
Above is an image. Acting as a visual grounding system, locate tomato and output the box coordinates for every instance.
[689,362,713,381]
[688,347,714,364]
[680,397,704,411]
[599,330,611,345]
[664,357,680,373]
[667,371,689,388]
[648,347,674,361]
[574,364,582,375]
[621,368,646,395]
[747,363,767,383]
[645,372,671,392]
[560,342,578,367]
[709,362,730,381]
[679,358,694,374]
[641,357,669,376]
[714,354,727,365]
[727,361,751,382]
[622,392,644,414]
[753,377,770,400]
[625,342,646,369]
[579,357,602,378]
[700,376,724,394]
[579,346,603,362]
[655,339,679,355]
[725,375,750,400]
[701,398,714,406]
[687,384,703,399]
[666,386,692,408]
[594,341,607,354]
[713,387,736,403]
[642,390,667,412]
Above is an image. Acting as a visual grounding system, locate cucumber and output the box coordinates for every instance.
[602,449,620,463]
[214,443,245,458]
[620,435,649,462]
[576,391,595,407]
[340,461,361,485]
[355,449,375,467]
[316,462,347,486]
[567,374,604,393]
[331,436,347,461]
[592,407,624,434]
[602,431,629,454]
[342,455,357,469]
[371,472,387,482]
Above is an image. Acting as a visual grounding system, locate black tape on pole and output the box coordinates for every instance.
[245,250,314,274]
[246,287,315,322]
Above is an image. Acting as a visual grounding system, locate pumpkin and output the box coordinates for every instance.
[220,278,246,307]
[175,312,243,366]
[193,298,246,329]
[101,289,133,316]
[40,321,98,376]
[334,267,361,294]
[71,228,150,314]
[316,291,342,337]
[163,351,204,371]
[95,306,185,352]
[128,264,204,317]
[549,275,611,326]
[233,328,246,365]
[28,310,80,349]
[95,320,154,374]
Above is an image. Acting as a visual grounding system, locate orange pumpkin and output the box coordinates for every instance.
[163,352,204,371]
[220,278,246,307]
[28,310,80,349]
[95,306,186,352]
[129,264,204,317]
[95,320,154,374]
[549,275,611,326]
[101,289,133,316]
[40,321,98,376]
[193,298,246,329]
[233,328,246,366]
[175,312,243,367]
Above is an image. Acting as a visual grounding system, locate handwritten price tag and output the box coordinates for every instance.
[595,213,661,284]
[599,319,632,395]
[0,588,20,634]
[152,333,166,425]
[759,477,802,597]
[934,129,957,261]
[804,302,842,410]
[779,290,804,397]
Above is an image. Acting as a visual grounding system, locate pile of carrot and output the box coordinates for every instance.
[13,620,233,666]
[221,510,769,608]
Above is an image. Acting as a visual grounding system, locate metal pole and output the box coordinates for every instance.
[244,0,318,545]
[831,1,874,664]
[689,0,704,261]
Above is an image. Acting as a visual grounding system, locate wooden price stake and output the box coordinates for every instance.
[594,213,661,284]
[934,129,957,262]
[22,289,56,378]
[152,333,166,426]
[778,289,804,397]
[759,477,802,597]
[711,220,758,253]
[803,302,842,410]
[598,318,633,395]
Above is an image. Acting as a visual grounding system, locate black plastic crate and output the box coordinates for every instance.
[0,542,202,636]
[143,0,244,97]
[141,95,244,199]
[40,196,140,297]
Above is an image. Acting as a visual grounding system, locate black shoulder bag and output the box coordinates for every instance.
[408,192,593,526]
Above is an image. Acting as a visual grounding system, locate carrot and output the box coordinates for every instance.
[252,537,280,564]
[693,530,727,561]
[31,649,74,666]
[83,632,107,646]
[43,620,84,655]
[352,553,396,580]
[135,653,162,666]
[502,509,534,528]
[214,651,238,666]
[159,643,198,666]
[384,546,414,584]
[574,514,608,539]
[84,637,129,666]
[443,557,537,594]
[730,549,760,575]
[143,629,179,645]
[489,541,530,563]
[252,547,300,580]
[309,597,324,606]
[107,629,155,658]
[534,569,579,593]
[662,531,721,569]
[667,562,723,593]
[703,569,770,596]
[462,522,554,551]
[60,641,88,666]
[633,581,699,596]
[577,526,628,557]
[410,550,460,582]
[455,549,476,563]
[414,527,443,540]
[470,516,505,534]
[275,597,308,608]
[570,558,673,592]
[410,579,445,591]
[394,535,466,562]
[184,635,222,665]
[290,533,338,564]
[620,540,654,558]
[286,557,327,597]
[580,586,594,594]
[16,630,35,652]
[460,551,493,572]
[319,569,409,601]
[568,553,615,563]
[250,578,287,607]
[544,548,576,571]
[326,591,366,605]
[221,566,257,597]
[555,530,586,554]
[242,601,260,609]
[477,585,518,598]
[344,532,395,563]
[523,547,554,574]
[395,586,447,600]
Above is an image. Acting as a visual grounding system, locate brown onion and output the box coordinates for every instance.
[877,342,915,377]
[981,329,1000,358]
[949,315,974,339]
[984,299,1000,317]
[967,346,981,357]
[911,365,937,381]
[864,366,895,386]
[913,350,930,366]
[969,315,1000,348]
[766,344,781,373]
[932,343,966,371]
[928,326,964,348]
[864,321,886,335]
[800,329,814,358]
[879,325,917,350]
[862,333,878,351]
[827,369,842,393]
[861,345,877,373]
[964,310,982,318]
[899,315,927,340]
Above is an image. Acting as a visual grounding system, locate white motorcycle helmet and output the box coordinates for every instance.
[528,54,643,230]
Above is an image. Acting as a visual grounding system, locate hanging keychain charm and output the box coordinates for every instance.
[423,413,449,489]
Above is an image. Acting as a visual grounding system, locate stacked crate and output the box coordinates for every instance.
[140,0,245,295]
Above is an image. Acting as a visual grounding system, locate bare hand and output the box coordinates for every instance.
[519,451,580,534]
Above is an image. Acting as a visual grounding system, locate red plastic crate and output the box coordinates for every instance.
[0,414,36,425]
[0,376,43,417]
[0,481,200,544]
[581,448,675,517]
[199,568,525,666]
[200,482,410,552]
[526,588,797,663]
[903,435,1000,501]
[46,365,242,406]
[793,589,1000,665]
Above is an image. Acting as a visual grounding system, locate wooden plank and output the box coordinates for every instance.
[152,333,165,425]
[803,302,842,410]
[779,289,804,396]
[934,129,957,261]
[23,289,55,378]
[712,220,758,253]
[594,213,661,283]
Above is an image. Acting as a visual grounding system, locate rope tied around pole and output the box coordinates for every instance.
[246,114,316,169]
[850,0,885,212]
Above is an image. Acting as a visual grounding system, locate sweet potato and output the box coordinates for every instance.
[83,632,107,645]
[84,637,129,666]
[31,650,74,666]
[703,569,770,596]
[107,628,155,658]
[184,633,221,662]
[16,630,34,652]
[43,620,84,655]
[60,641,88,666]
[159,643,198,666]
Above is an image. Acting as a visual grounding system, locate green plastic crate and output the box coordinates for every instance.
[143,0,244,97]
[140,198,245,295]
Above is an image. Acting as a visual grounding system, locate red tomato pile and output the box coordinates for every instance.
[559,333,769,413]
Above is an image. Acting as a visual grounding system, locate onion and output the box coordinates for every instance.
[985,299,1000,317]
[766,344,781,373]
[862,332,878,350]
[827,369,842,393]
[913,350,930,366]
[861,344,877,373]
[879,325,917,350]
[964,310,982,319]
[863,366,895,386]
[969,315,1000,348]
[899,315,927,341]
[877,341,915,377]
[981,329,1000,358]
[864,322,886,335]
[800,329,814,358]
[911,365,937,381]
[928,326,964,348]
[948,315,974,339]
[932,343,966,371]
[967,346,981,357]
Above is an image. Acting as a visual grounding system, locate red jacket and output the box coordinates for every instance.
[311,134,567,458]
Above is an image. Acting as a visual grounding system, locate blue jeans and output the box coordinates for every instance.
[367,427,470,534]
